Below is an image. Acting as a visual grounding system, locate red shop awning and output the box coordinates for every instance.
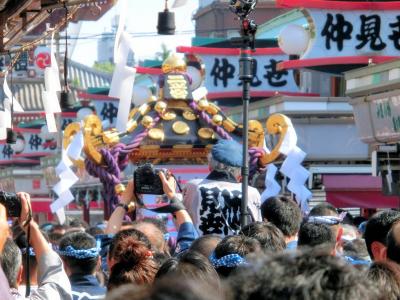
[323,175,400,209]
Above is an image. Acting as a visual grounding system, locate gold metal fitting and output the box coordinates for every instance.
[206,103,219,115]
[198,99,209,110]
[141,115,154,128]
[155,101,167,113]
[222,119,237,132]
[115,183,126,195]
[127,202,136,213]
[162,53,187,73]
[212,114,223,126]
[126,120,138,133]
[102,129,120,145]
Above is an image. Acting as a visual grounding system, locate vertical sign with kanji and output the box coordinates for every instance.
[92,100,119,129]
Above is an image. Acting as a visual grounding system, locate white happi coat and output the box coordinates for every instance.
[183,171,262,236]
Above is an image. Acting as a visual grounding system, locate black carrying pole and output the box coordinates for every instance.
[238,18,257,228]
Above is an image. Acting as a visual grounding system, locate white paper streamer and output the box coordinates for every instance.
[3,71,24,112]
[260,117,312,213]
[192,87,208,101]
[45,113,58,132]
[66,131,84,160]
[109,28,136,132]
[261,164,281,203]
[51,136,81,223]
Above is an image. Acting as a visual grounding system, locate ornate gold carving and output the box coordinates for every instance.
[183,110,197,121]
[172,121,190,135]
[161,111,176,121]
[212,114,223,126]
[198,128,215,139]
[162,53,187,73]
[259,114,291,166]
[248,120,265,148]
[141,116,154,128]
[148,128,165,141]
[198,99,209,110]
[155,101,167,113]
[83,115,103,164]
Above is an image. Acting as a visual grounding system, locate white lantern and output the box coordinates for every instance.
[187,66,203,91]
[132,86,152,106]
[11,137,25,153]
[77,107,94,122]
[278,24,310,56]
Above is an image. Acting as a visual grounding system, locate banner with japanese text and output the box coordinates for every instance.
[305,9,400,58]
[201,54,300,94]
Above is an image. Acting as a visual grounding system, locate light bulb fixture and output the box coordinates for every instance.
[61,4,75,110]
[157,0,175,35]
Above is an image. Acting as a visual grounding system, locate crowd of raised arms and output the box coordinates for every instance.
[0,140,399,300]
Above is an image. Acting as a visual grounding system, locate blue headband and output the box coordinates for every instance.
[21,247,35,257]
[209,253,246,268]
[307,215,344,226]
[58,245,100,259]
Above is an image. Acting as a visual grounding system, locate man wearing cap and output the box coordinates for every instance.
[183,140,262,236]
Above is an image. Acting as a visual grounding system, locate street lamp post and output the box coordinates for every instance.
[229,0,258,228]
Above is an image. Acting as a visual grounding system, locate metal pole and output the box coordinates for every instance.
[239,41,253,228]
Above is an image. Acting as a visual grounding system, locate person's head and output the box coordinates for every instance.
[58,231,100,276]
[68,218,89,232]
[156,251,219,287]
[209,140,243,180]
[48,224,68,246]
[107,236,158,290]
[86,226,105,237]
[0,238,22,288]
[260,196,302,241]
[189,234,222,258]
[343,238,370,261]
[105,277,225,300]
[367,260,400,300]
[229,248,380,300]
[241,222,286,252]
[132,220,168,254]
[108,228,151,269]
[307,203,342,249]
[212,235,261,278]
[364,210,400,261]
[386,220,400,264]
[298,222,336,254]
[309,203,338,217]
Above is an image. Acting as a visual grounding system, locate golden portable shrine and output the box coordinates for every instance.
[63,53,293,216]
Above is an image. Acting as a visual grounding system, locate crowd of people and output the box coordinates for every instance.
[0,140,399,299]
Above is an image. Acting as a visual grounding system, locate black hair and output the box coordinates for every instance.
[69,218,89,230]
[364,210,400,259]
[298,222,336,249]
[59,231,98,276]
[342,238,369,260]
[241,222,286,252]
[132,220,167,253]
[109,228,151,260]
[309,203,338,217]
[228,248,380,300]
[156,251,219,287]
[367,260,400,300]
[135,217,168,234]
[213,235,261,278]
[189,234,223,258]
[0,238,22,288]
[386,220,400,264]
[260,196,302,237]
[86,226,105,237]
[106,277,225,300]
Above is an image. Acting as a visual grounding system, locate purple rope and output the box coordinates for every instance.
[122,115,161,153]
[249,147,266,181]
[189,100,232,140]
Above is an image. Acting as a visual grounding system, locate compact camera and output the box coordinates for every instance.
[134,163,166,195]
[0,191,22,217]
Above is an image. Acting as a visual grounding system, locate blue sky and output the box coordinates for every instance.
[71,1,199,66]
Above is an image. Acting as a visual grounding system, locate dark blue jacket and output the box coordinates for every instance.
[70,274,106,300]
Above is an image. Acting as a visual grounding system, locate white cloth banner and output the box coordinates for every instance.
[261,164,281,203]
[3,71,24,112]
